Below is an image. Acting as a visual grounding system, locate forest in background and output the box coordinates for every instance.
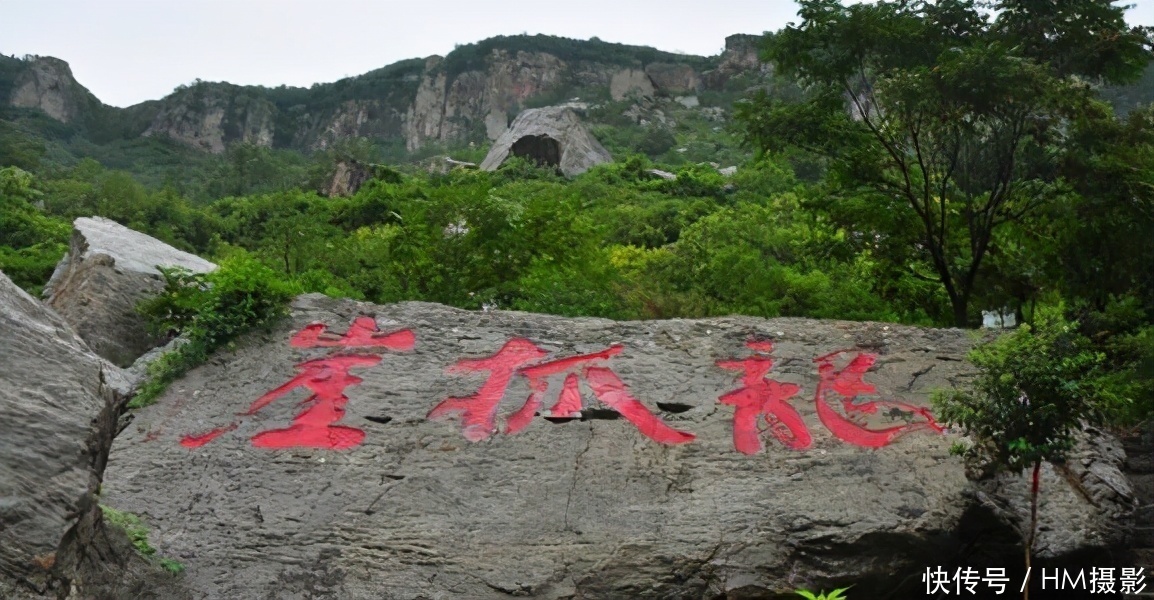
[2,1,1153,428]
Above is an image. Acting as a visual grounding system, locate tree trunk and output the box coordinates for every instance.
[951,295,970,329]
[1023,460,1041,600]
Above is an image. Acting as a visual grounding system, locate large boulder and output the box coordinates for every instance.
[480,106,612,177]
[0,271,174,598]
[44,217,217,367]
[99,295,1133,598]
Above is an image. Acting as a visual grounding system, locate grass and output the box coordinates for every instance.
[100,505,185,574]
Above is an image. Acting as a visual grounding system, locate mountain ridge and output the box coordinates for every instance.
[1,33,768,157]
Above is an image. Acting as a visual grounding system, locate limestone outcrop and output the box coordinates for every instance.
[609,68,656,101]
[480,106,612,176]
[98,295,1134,598]
[6,56,96,123]
[324,160,376,197]
[143,83,276,153]
[644,63,701,95]
[44,217,217,367]
[403,51,568,151]
[702,34,772,89]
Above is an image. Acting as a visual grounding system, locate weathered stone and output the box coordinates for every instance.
[324,160,375,198]
[7,57,94,123]
[444,157,477,169]
[44,217,217,367]
[480,106,612,176]
[645,63,700,95]
[143,83,275,154]
[646,168,677,180]
[0,271,163,598]
[702,34,772,90]
[404,50,569,152]
[484,110,508,140]
[973,426,1136,564]
[610,68,656,101]
[96,296,1132,598]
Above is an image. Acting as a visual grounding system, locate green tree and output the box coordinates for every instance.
[933,308,1106,599]
[735,0,1152,327]
[0,167,69,293]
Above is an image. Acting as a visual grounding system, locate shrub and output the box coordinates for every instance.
[132,253,298,407]
[796,587,851,600]
[932,306,1107,591]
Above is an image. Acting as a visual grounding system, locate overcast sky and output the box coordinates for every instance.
[3,0,1152,108]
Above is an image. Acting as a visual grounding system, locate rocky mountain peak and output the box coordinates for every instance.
[6,55,98,123]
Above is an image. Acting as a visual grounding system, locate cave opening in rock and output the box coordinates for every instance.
[509,134,562,169]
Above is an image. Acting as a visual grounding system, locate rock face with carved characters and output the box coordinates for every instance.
[99,295,1133,598]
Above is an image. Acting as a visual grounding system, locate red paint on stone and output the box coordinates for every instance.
[746,340,776,353]
[583,367,696,445]
[716,342,808,453]
[245,355,381,449]
[427,339,548,441]
[180,423,238,448]
[518,345,624,379]
[813,350,944,448]
[430,338,695,444]
[181,316,413,450]
[291,317,415,350]
[550,373,584,418]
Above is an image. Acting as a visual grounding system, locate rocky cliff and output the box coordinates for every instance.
[4,56,101,124]
[3,34,770,156]
[142,83,276,153]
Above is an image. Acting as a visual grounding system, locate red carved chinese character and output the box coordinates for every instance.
[426,338,548,442]
[716,340,808,453]
[428,339,695,445]
[244,355,381,449]
[813,350,944,448]
[181,317,413,450]
[291,316,415,350]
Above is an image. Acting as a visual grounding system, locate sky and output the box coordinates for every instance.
[3,0,1153,108]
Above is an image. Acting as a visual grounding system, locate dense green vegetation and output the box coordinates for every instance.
[131,255,298,408]
[1,2,1152,431]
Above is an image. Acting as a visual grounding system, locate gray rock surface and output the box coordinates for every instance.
[97,296,1135,598]
[142,84,275,154]
[610,68,656,101]
[7,57,93,123]
[44,217,216,367]
[644,63,700,95]
[480,107,612,177]
[0,271,171,598]
[324,160,375,197]
[974,426,1137,561]
[646,168,677,180]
